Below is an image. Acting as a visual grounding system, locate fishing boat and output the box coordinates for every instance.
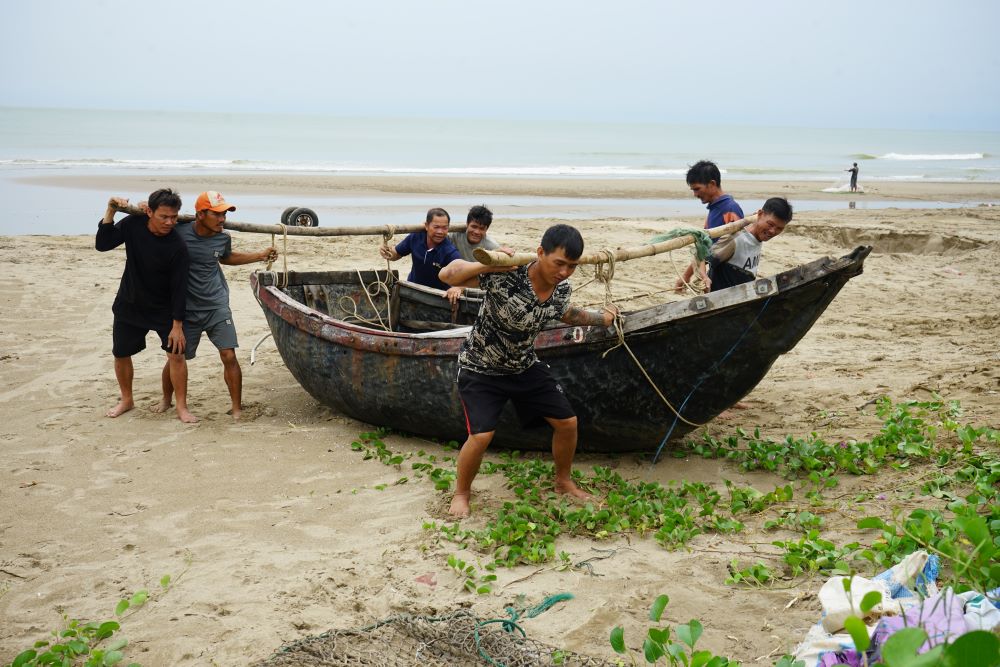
[249,245,871,453]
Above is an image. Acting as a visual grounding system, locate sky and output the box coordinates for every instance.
[1,0,998,131]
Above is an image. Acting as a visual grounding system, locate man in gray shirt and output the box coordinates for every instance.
[155,191,277,420]
[448,205,510,262]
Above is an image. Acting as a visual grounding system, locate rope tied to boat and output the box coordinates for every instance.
[266,222,290,288]
[650,228,713,296]
[381,224,397,284]
[594,248,706,430]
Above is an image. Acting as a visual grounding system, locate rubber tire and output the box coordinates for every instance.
[288,207,319,227]
[281,206,298,225]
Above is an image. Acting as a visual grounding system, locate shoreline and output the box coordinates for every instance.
[17,173,1000,203]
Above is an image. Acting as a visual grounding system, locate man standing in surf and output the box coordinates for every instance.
[847,162,860,192]
[439,224,617,517]
[96,189,195,423]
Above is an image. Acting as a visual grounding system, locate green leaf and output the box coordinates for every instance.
[160,574,171,589]
[96,621,120,640]
[649,594,669,622]
[860,591,883,614]
[676,620,703,649]
[12,650,38,667]
[690,650,714,667]
[103,650,124,666]
[129,590,148,608]
[643,637,665,663]
[942,630,1000,667]
[881,627,929,664]
[114,600,130,616]
[647,627,670,644]
[106,638,127,652]
[610,626,626,654]
[844,616,870,654]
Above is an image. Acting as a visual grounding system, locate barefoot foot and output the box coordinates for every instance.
[554,479,592,502]
[149,398,172,414]
[176,408,199,424]
[226,407,242,421]
[448,493,471,518]
[106,400,134,418]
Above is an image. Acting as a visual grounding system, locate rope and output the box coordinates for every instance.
[593,247,699,428]
[650,228,712,297]
[651,296,774,463]
[336,269,392,331]
[473,593,574,667]
[266,223,289,288]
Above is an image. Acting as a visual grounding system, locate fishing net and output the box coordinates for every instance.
[256,597,618,667]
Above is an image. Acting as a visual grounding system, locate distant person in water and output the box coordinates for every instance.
[439,224,617,518]
[674,160,745,293]
[706,197,792,292]
[846,162,860,192]
[380,207,463,303]
[95,189,194,422]
[158,191,277,421]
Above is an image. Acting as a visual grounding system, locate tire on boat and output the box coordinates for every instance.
[281,206,298,225]
[288,207,319,227]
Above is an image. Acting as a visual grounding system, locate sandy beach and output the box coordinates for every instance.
[1,175,998,665]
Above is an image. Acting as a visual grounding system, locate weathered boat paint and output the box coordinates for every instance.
[251,247,871,452]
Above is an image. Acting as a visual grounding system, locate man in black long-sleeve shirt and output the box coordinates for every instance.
[96,189,196,423]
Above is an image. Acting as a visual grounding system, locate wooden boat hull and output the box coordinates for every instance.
[251,246,870,453]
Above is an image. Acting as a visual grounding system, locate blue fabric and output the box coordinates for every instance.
[394,231,461,290]
[705,194,744,231]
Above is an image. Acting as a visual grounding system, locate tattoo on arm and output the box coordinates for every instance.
[561,306,605,326]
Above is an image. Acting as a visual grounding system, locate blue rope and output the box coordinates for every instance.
[652,296,773,463]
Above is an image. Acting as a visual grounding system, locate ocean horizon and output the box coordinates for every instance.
[2,107,999,235]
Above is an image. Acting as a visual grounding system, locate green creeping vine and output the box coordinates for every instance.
[9,575,172,667]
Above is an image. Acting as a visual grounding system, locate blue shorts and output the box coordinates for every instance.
[183,308,238,360]
[457,362,575,434]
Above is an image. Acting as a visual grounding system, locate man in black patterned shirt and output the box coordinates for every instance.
[439,224,617,517]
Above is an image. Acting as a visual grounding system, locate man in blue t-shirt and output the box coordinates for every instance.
[380,207,462,299]
[674,160,745,293]
[159,191,277,421]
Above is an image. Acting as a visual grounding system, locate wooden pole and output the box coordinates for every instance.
[110,203,466,237]
[472,214,758,267]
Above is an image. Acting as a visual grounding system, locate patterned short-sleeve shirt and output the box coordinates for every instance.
[458,263,571,375]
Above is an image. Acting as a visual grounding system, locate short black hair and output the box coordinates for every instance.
[426,207,450,224]
[686,160,722,187]
[761,197,793,223]
[540,224,584,260]
[148,188,182,212]
[467,205,493,227]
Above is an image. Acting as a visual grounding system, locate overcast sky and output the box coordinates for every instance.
[2,0,997,130]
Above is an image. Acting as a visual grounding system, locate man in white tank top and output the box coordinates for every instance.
[708,197,792,293]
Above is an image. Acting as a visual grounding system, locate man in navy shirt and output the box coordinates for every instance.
[380,208,462,298]
[674,160,745,293]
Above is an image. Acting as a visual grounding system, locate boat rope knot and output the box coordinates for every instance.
[267,223,289,288]
[381,225,397,281]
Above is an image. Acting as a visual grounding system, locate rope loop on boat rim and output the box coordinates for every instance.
[266,223,289,288]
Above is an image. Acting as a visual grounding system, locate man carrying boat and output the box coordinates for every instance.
[379,207,462,303]
[96,189,194,422]
[675,160,745,292]
[157,191,277,421]
[439,224,617,518]
[707,197,792,292]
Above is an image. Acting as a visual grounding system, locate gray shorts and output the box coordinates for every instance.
[183,308,238,360]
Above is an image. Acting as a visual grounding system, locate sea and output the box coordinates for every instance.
[1,107,998,235]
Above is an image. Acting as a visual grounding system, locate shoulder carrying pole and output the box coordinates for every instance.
[472,215,757,267]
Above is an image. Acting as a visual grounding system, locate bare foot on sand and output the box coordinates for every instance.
[555,479,593,502]
[448,492,471,518]
[106,400,134,418]
[176,408,199,424]
[149,398,171,414]
[227,407,242,421]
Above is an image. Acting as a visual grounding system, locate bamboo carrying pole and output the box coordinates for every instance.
[110,203,466,237]
[472,214,758,267]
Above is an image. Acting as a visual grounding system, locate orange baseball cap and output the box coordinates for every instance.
[195,191,236,213]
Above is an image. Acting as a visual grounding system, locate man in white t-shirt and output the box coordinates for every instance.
[707,197,792,293]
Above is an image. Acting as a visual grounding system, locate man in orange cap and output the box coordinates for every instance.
[154,191,277,421]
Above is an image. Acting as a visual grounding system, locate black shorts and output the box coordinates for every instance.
[112,315,172,358]
[457,362,575,435]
